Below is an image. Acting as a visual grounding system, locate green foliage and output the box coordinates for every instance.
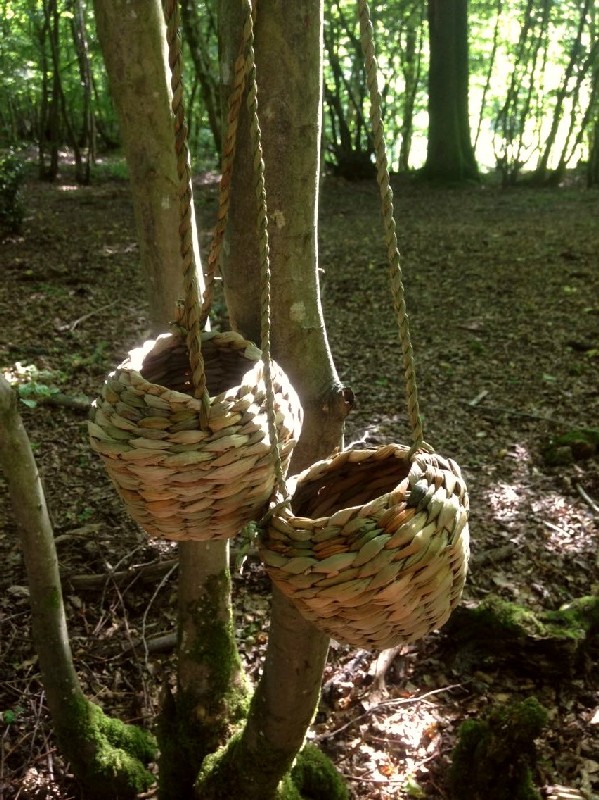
[4,362,64,408]
[0,150,25,234]
[449,697,548,800]
[1,706,25,724]
[0,0,596,175]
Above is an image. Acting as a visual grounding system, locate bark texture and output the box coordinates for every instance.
[94,6,246,799]
[158,542,250,800]
[0,377,155,799]
[197,1,351,796]
[93,0,203,330]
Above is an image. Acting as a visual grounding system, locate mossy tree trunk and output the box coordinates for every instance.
[95,0,351,796]
[422,0,479,182]
[0,377,156,800]
[158,542,251,800]
[94,4,247,799]
[192,2,352,797]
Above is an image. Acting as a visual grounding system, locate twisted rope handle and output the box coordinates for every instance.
[358,0,430,454]
[163,0,210,425]
[243,0,289,504]
[200,11,251,329]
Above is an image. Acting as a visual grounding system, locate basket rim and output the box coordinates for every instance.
[107,330,268,411]
[270,442,421,526]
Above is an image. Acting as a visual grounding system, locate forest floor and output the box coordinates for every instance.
[0,160,598,800]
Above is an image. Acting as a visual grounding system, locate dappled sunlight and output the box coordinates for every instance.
[487,481,525,523]
[531,492,595,555]
[482,440,596,561]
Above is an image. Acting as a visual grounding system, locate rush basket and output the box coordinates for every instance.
[88,2,302,542]
[88,331,301,542]
[259,0,470,649]
[261,445,469,649]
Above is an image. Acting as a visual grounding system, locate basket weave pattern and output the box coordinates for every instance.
[261,445,469,649]
[89,330,302,542]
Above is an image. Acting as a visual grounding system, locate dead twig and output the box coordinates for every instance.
[65,558,178,590]
[57,301,117,333]
[576,483,599,516]
[314,682,467,742]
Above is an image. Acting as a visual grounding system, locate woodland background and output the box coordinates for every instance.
[0,1,598,799]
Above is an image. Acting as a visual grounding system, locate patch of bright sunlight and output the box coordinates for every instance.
[57,185,79,192]
[531,492,595,556]
[487,482,525,523]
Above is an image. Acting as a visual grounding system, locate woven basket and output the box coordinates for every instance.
[89,330,302,542]
[260,444,469,649]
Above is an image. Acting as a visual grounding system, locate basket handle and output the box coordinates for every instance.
[242,0,290,505]
[164,0,210,425]
[200,10,252,330]
[358,0,431,455]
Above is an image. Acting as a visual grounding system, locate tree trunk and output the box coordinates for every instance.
[423,0,478,182]
[71,0,95,184]
[195,1,352,796]
[180,0,222,159]
[0,377,156,800]
[398,3,424,172]
[38,0,61,181]
[93,0,202,331]
[158,540,250,800]
[94,4,249,798]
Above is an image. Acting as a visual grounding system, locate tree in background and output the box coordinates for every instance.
[422,0,479,182]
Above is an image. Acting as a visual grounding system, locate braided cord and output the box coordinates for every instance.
[163,0,210,425]
[357,0,428,452]
[243,0,289,503]
[200,16,250,328]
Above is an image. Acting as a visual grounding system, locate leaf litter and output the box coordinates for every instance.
[0,167,598,799]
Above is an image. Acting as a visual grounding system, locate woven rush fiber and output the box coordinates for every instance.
[260,444,469,649]
[89,330,302,542]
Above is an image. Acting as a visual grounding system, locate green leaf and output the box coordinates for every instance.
[20,397,37,408]
[2,706,24,723]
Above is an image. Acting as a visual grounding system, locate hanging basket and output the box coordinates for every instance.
[89,330,302,542]
[260,444,469,649]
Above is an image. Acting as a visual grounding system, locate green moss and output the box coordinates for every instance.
[544,428,599,464]
[158,571,251,799]
[55,695,156,800]
[194,732,349,800]
[47,586,61,610]
[457,595,599,643]
[449,697,548,800]
[186,571,250,717]
[92,702,156,762]
[195,730,295,800]
[291,743,349,800]
[544,596,599,638]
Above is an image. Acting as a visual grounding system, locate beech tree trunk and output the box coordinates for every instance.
[423,0,478,182]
